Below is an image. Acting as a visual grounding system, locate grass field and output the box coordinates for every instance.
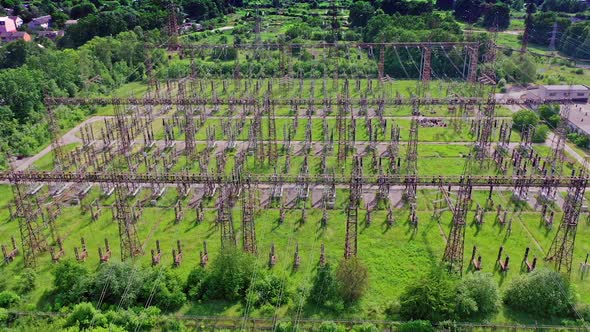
[1,182,588,324]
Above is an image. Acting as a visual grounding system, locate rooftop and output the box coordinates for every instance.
[567,104,590,136]
[543,84,590,91]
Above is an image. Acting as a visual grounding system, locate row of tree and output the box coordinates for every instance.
[0,29,167,164]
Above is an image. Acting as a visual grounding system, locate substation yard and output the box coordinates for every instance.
[3,59,590,321]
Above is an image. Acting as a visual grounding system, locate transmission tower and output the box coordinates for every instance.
[545,174,587,274]
[46,103,68,171]
[218,185,237,248]
[113,184,143,261]
[548,21,558,52]
[521,0,536,54]
[442,177,472,274]
[404,113,419,202]
[167,1,180,50]
[344,156,362,259]
[241,179,257,254]
[10,177,47,267]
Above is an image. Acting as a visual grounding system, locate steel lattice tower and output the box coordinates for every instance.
[218,185,237,248]
[545,175,587,274]
[442,177,472,274]
[113,184,142,261]
[241,180,257,254]
[344,156,362,259]
[167,1,179,50]
[404,114,419,202]
[46,103,68,171]
[10,178,47,267]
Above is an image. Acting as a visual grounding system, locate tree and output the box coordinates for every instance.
[539,104,561,127]
[349,1,375,27]
[512,109,539,131]
[246,271,290,307]
[454,0,483,23]
[399,268,458,321]
[70,2,98,19]
[139,268,186,311]
[436,0,454,11]
[398,321,434,332]
[0,291,20,308]
[91,261,147,307]
[533,124,549,143]
[52,259,91,308]
[499,55,537,85]
[0,40,41,69]
[504,269,574,317]
[482,3,510,30]
[308,263,340,307]
[335,257,369,303]
[455,273,500,319]
[203,248,256,301]
[567,133,590,148]
[185,266,208,300]
[65,302,107,330]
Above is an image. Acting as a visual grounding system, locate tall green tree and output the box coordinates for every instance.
[349,1,375,27]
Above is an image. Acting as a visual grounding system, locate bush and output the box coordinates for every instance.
[318,321,346,332]
[65,302,107,330]
[456,272,500,319]
[308,263,341,308]
[0,308,7,324]
[105,307,160,331]
[335,257,369,303]
[399,268,458,322]
[532,125,549,143]
[52,259,91,308]
[91,261,146,308]
[567,133,590,148]
[503,268,573,317]
[352,323,379,332]
[203,248,256,301]
[512,109,539,131]
[185,266,208,300]
[14,268,36,295]
[397,320,434,332]
[0,291,19,308]
[139,269,186,311]
[246,271,290,307]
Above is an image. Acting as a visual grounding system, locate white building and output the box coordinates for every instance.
[537,85,590,102]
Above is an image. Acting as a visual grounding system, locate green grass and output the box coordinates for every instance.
[1,183,587,324]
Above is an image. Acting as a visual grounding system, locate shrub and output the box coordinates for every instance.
[185,266,208,300]
[397,320,434,332]
[139,268,186,311]
[65,302,107,330]
[246,271,290,307]
[318,321,346,332]
[352,323,379,332]
[512,109,539,131]
[203,248,256,301]
[568,133,590,148]
[105,307,160,331]
[91,261,146,308]
[335,257,369,303]
[308,263,340,308]
[14,268,36,295]
[456,272,500,319]
[0,308,7,324]
[503,268,573,317]
[52,259,91,308]
[532,125,549,143]
[399,268,458,322]
[0,291,19,308]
